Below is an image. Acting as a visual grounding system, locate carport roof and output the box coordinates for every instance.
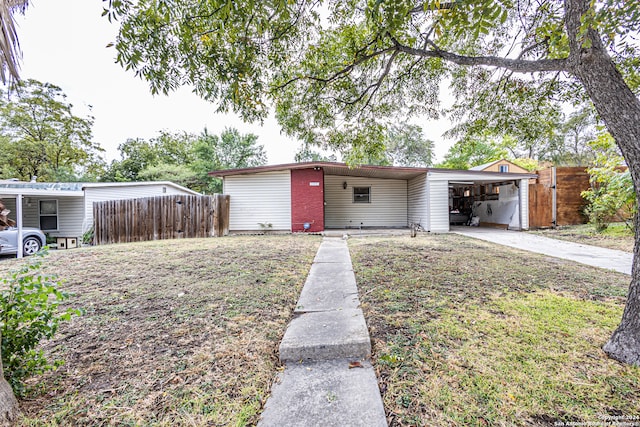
[209,162,537,181]
[0,180,200,197]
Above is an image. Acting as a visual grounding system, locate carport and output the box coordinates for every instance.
[0,184,83,258]
[423,169,537,232]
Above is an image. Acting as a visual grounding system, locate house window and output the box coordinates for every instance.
[353,187,371,203]
[499,165,509,173]
[39,200,58,231]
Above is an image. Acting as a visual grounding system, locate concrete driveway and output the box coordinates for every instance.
[452,227,633,275]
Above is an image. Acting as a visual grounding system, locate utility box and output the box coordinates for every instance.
[57,237,78,249]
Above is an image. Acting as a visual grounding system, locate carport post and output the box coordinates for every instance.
[16,193,23,258]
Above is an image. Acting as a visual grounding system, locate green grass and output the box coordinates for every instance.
[349,234,638,426]
[600,222,635,237]
[1,235,321,426]
[530,223,635,252]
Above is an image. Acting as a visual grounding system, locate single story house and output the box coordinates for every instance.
[209,162,537,233]
[0,180,200,241]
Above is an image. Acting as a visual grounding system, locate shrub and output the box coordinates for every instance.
[82,225,94,245]
[0,250,81,395]
[581,130,636,233]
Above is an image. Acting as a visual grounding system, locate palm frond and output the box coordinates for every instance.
[0,0,28,84]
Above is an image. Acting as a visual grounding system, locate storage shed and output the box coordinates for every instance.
[210,162,536,233]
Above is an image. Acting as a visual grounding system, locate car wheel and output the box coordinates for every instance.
[23,237,42,256]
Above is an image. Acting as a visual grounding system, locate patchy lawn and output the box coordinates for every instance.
[1,235,320,426]
[349,234,638,427]
[529,223,634,252]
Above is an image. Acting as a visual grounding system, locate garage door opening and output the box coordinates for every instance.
[448,180,522,229]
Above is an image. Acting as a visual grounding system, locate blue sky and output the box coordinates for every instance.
[13,0,452,165]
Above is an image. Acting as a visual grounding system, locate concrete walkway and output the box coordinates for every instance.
[453,227,633,275]
[258,237,387,427]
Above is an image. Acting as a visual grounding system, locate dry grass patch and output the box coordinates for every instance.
[530,223,634,252]
[349,234,638,426]
[0,235,320,426]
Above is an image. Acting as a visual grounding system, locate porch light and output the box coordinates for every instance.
[343,181,347,189]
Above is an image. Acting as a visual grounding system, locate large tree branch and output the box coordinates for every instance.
[391,37,569,73]
[274,45,396,91]
[357,50,400,114]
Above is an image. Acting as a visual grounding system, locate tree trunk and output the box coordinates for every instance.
[565,0,640,365]
[0,332,18,426]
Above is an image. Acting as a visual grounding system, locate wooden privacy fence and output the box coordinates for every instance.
[93,194,229,245]
[528,167,590,228]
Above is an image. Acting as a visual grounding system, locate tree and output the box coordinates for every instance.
[438,134,509,170]
[136,163,201,189]
[543,106,598,166]
[105,127,267,194]
[294,143,338,163]
[446,77,564,160]
[103,137,161,182]
[191,127,268,193]
[582,131,636,231]
[0,79,103,182]
[106,1,640,364]
[295,122,432,165]
[384,123,434,167]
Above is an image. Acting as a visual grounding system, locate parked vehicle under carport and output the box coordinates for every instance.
[0,227,46,256]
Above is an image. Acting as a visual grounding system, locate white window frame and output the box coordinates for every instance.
[499,165,509,173]
[353,187,371,203]
[39,199,59,231]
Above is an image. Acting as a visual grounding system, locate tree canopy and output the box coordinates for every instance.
[105,0,638,155]
[104,127,267,193]
[0,79,104,182]
[438,135,509,170]
[105,0,640,364]
[440,103,598,169]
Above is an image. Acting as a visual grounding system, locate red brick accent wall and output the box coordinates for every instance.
[291,168,324,232]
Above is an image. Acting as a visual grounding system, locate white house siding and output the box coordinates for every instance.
[44,198,85,238]
[324,175,407,228]
[2,196,85,238]
[224,171,292,231]
[426,178,449,232]
[408,174,428,228]
[83,184,191,233]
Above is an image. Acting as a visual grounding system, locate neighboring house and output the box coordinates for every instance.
[0,181,200,240]
[470,159,529,174]
[209,162,537,233]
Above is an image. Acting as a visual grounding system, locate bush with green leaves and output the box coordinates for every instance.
[82,225,94,245]
[0,250,81,395]
[582,131,636,233]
